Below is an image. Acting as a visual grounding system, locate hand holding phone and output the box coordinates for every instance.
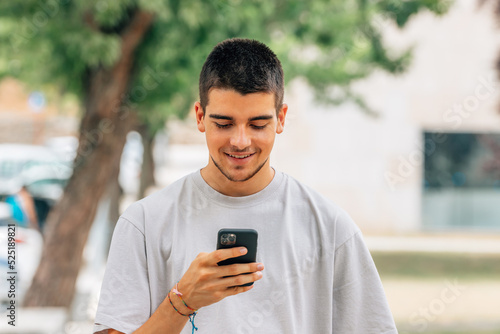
[171,229,262,311]
[216,228,258,286]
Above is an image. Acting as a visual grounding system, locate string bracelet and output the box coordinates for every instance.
[168,284,198,333]
[172,282,198,313]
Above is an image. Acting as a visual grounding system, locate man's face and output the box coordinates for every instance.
[195,88,287,185]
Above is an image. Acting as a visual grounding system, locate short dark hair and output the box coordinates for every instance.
[199,38,284,115]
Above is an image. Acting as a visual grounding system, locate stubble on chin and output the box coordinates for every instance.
[211,155,268,182]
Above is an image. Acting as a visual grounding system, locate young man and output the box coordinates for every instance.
[93,38,397,334]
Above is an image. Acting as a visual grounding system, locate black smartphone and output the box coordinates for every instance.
[216,228,258,286]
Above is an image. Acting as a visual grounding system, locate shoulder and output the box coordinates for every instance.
[118,171,197,233]
[282,172,360,248]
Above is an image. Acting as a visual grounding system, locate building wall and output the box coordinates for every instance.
[272,0,500,233]
[0,78,79,144]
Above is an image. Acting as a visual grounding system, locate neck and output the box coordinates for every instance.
[200,164,275,197]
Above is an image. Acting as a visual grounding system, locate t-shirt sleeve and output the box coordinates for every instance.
[332,231,398,334]
[93,215,151,334]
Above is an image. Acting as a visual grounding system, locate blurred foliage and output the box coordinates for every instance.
[0,0,451,133]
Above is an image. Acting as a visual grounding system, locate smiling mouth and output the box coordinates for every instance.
[225,153,255,159]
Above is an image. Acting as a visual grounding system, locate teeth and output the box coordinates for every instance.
[228,153,252,159]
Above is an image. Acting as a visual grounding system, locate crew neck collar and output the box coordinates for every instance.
[192,167,284,208]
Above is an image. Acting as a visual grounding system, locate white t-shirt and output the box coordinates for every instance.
[93,169,397,334]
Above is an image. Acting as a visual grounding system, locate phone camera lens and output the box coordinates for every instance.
[222,234,228,239]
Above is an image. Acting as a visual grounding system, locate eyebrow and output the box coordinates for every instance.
[208,114,274,121]
[208,114,232,120]
[249,115,274,121]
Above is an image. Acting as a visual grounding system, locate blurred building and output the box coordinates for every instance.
[273,0,500,233]
[0,78,79,144]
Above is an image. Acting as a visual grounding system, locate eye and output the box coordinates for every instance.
[215,123,231,129]
[251,124,266,130]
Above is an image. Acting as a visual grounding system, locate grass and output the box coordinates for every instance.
[404,332,500,334]
[372,251,500,280]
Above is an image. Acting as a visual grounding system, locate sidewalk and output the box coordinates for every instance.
[365,234,500,254]
[385,278,500,333]
[0,307,67,333]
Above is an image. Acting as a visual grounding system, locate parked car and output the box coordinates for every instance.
[0,144,72,231]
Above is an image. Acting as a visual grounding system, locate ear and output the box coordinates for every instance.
[276,103,288,134]
[195,102,205,133]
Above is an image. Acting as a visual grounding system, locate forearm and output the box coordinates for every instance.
[132,293,190,334]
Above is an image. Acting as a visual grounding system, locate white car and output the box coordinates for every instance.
[0,144,73,230]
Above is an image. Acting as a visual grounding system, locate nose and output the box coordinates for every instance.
[229,125,251,149]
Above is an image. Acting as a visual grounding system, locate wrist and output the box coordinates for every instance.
[167,286,199,333]
[169,290,196,316]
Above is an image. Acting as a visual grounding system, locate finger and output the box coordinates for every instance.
[208,247,247,266]
[226,284,254,297]
[219,270,263,289]
[217,262,264,278]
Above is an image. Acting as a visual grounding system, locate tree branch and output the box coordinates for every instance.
[119,10,155,67]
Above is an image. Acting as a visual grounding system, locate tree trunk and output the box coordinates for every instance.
[138,125,156,199]
[23,10,154,308]
[105,167,123,254]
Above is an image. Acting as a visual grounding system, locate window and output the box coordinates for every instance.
[422,132,500,230]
